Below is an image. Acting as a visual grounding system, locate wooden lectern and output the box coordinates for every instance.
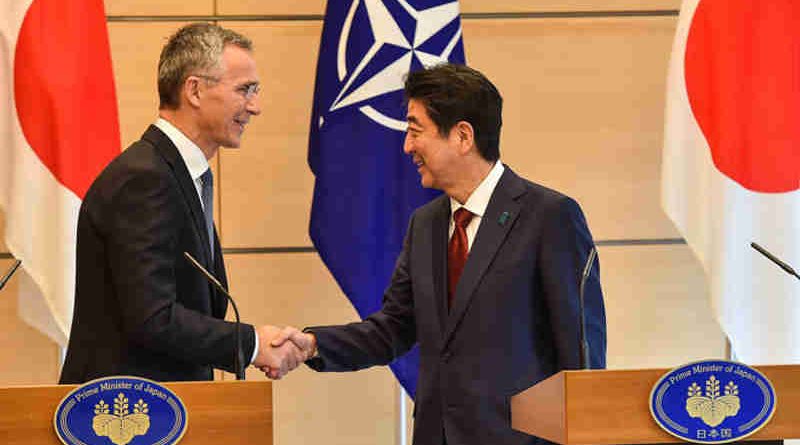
[511,365,800,444]
[0,380,271,444]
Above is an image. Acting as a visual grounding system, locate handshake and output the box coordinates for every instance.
[252,325,316,379]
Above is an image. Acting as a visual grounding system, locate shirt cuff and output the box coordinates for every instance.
[249,327,260,365]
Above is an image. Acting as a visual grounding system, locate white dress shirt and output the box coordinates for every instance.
[153,118,259,365]
[449,161,505,252]
[154,118,209,207]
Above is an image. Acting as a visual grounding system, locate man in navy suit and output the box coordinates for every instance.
[60,23,304,384]
[272,63,606,445]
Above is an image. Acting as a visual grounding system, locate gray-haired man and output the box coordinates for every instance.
[61,23,304,383]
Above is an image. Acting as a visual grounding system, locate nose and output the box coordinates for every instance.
[403,133,413,155]
[246,96,261,116]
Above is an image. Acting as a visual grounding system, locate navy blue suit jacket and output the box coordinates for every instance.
[308,166,606,445]
[60,125,255,383]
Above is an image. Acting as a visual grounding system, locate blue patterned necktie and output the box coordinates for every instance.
[200,168,214,259]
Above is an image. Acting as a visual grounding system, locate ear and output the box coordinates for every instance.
[453,121,475,153]
[183,75,203,108]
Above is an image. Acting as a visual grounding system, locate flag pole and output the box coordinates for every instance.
[725,336,734,361]
[396,382,408,445]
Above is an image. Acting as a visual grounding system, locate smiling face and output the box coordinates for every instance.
[403,98,461,191]
[195,45,261,152]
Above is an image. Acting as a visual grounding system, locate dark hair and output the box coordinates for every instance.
[403,63,502,162]
[158,23,253,110]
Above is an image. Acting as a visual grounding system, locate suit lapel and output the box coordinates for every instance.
[212,228,229,317]
[144,125,214,266]
[443,167,526,345]
[430,198,451,335]
[144,125,224,315]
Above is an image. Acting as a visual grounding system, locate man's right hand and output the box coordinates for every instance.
[271,326,316,357]
[252,325,311,379]
[253,326,317,379]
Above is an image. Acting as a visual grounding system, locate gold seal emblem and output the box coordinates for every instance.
[685,375,741,427]
[92,392,151,445]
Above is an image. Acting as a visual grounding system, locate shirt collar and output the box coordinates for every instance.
[450,161,505,218]
[154,118,209,182]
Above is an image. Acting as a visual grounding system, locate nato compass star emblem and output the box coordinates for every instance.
[320,0,463,132]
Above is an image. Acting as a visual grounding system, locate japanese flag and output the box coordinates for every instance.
[662,0,800,364]
[0,0,119,345]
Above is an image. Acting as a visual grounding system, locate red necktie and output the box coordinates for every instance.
[448,208,474,310]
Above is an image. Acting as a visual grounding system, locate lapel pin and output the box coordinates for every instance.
[498,211,510,226]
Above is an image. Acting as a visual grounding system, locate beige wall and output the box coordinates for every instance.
[0,0,727,444]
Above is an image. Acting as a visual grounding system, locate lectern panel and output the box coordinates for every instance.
[0,381,271,444]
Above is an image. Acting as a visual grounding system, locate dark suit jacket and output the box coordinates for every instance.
[60,125,255,384]
[308,167,606,445]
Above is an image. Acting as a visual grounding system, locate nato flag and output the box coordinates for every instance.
[308,0,466,398]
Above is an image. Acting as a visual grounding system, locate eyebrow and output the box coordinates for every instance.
[406,116,421,126]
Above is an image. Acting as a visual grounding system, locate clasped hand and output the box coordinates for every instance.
[252,325,316,379]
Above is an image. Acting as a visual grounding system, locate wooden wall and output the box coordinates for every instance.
[0,1,727,444]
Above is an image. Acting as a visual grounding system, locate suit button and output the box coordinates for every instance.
[442,352,452,362]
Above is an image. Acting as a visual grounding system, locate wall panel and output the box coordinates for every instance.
[223,253,398,445]
[217,0,325,16]
[461,0,680,13]
[0,211,7,253]
[600,244,724,370]
[104,0,213,17]
[464,16,679,241]
[0,260,61,385]
[215,0,680,17]
[108,22,190,149]
[218,22,321,248]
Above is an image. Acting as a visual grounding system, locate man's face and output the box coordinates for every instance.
[403,99,459,190]
[197,45,261,151]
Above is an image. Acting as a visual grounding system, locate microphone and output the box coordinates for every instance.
[750,242,800,280]
[578,247,597,370]
[0,260,22,291]
[183,252,245,380]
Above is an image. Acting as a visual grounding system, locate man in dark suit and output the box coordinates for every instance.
[271,63,606,445]
[60,23,304,384]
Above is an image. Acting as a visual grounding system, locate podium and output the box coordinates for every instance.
[0,380,271,444]
[511,365,800,444]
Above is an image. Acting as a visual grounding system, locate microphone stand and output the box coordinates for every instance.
[578,247,597,370]
[0,260,22,291]
[751,242,800,281]
[183,252,245,380]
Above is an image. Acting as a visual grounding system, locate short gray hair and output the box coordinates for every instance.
[158,23,253,110]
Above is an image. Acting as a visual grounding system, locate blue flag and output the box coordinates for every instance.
[308,0,466,398]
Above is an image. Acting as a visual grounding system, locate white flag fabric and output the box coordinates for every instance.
[0,0,119,345]
[663,0,800,364]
